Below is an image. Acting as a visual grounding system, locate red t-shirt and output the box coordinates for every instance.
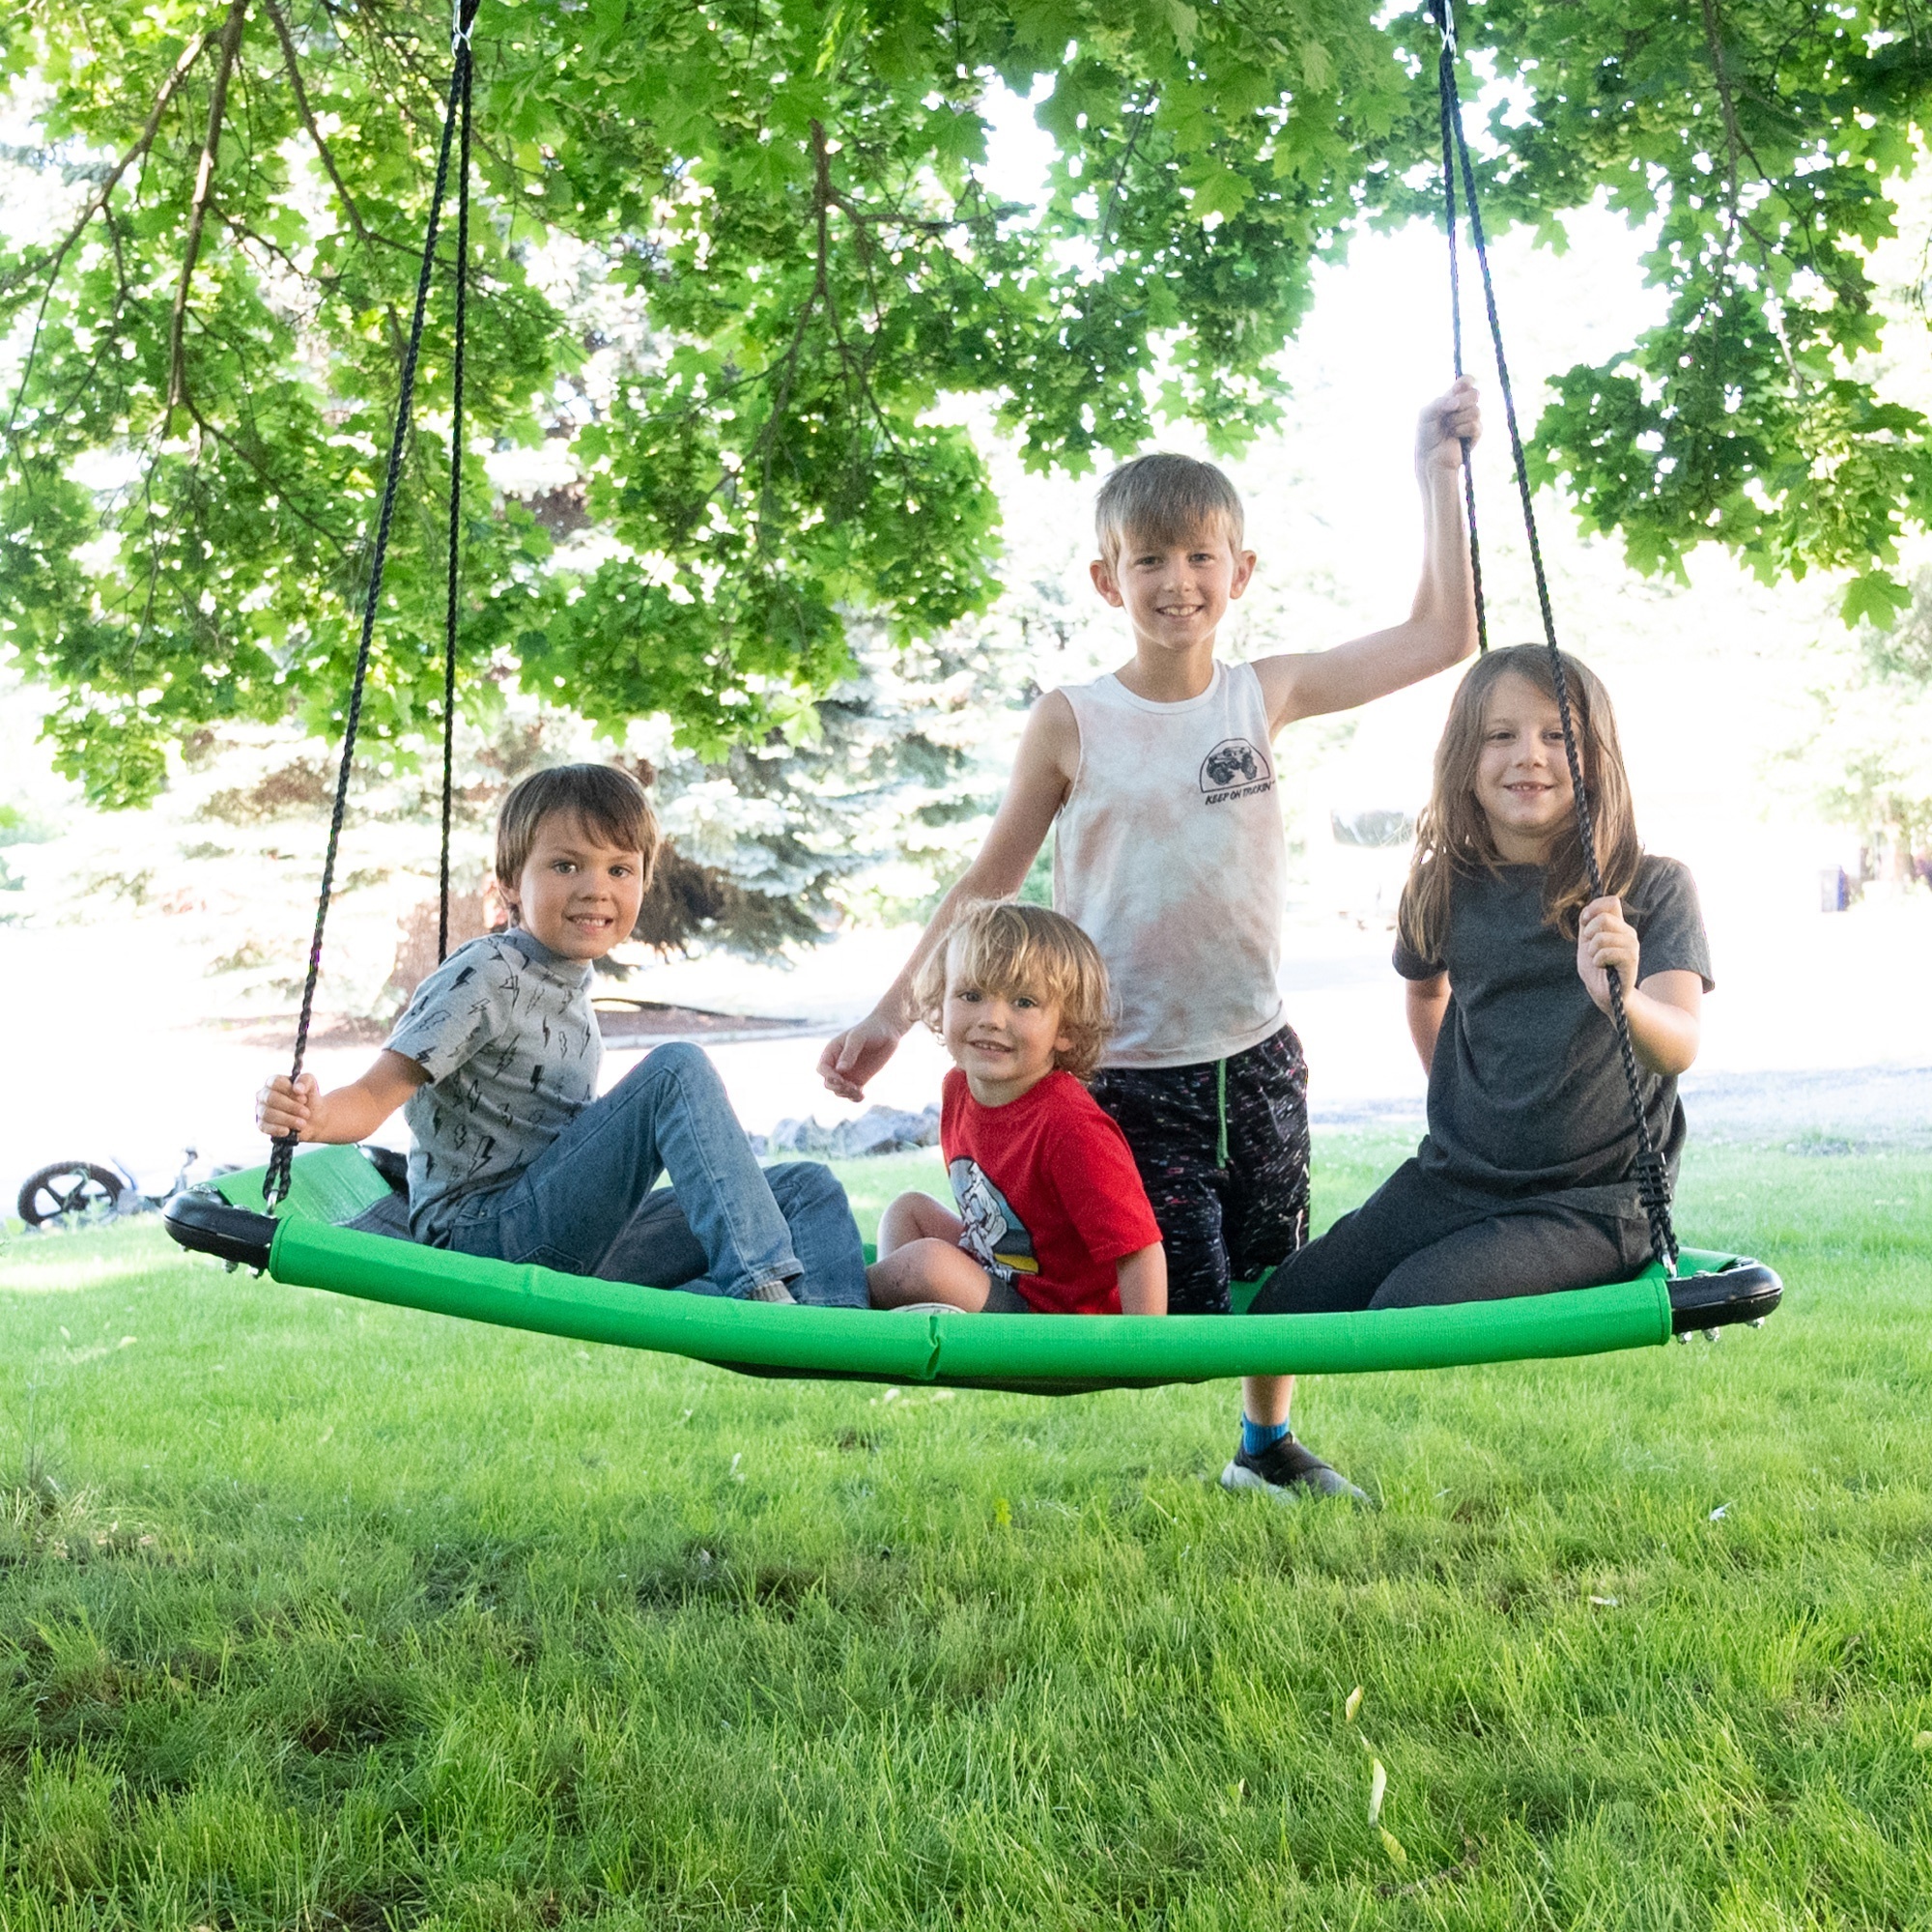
[940,1067,1163,1315]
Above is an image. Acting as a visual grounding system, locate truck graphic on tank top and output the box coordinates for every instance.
[1199,737,1274,804]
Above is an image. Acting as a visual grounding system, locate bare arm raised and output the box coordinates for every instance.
[1254,378,1482,733]
[818,691,1081,1100]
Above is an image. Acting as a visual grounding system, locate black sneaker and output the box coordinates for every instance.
[1220,1434,1370,1506]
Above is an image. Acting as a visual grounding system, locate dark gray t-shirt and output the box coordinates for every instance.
[1392,856,1713,1208]
[384,927,601,1239]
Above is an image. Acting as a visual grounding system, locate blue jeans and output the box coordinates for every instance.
[441,1042,867,1307]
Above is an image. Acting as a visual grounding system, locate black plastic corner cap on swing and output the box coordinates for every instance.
[161,0,1781,1391]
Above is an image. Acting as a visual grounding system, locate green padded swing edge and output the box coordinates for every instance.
[264,1217,1679,1390]
[226,1153,1689,1392]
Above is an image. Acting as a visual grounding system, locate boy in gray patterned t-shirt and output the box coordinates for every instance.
[257,765,867,1305]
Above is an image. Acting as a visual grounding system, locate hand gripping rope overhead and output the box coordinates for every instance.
[163,6,1780,1391]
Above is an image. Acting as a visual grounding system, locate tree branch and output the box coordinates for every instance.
[809,129,921,502]
[179,386,353,556]
[166,0,251,421]
[1095,96,1152,252]
[261,0,409,361]
[1699,0,1812,391]
[31,30,210,284]
[1699,0,1746,246]
[749,121,838,520]
[216,205,321,302]
[2,28,210,443]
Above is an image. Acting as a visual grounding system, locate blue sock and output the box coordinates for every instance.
[1241,1414,1292,1457]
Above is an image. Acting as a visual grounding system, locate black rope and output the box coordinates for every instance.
[439,41,473,965]
[1435,31,1487,654]
[1429,0,1678,1272]
[265,3,481,1211]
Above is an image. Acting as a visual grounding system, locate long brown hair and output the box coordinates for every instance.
[1398,645,1642,962]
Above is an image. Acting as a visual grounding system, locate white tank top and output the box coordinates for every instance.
[1055,661,1285,1069]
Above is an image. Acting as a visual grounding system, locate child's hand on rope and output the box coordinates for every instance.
[257,1071,319,1142]
[1577,896,1640,1013]
[1415,375,1482,477]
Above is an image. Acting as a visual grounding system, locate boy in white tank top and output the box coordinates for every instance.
[821,378,1482,1502]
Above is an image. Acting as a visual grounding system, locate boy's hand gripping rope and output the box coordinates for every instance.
[264,0,481,1212]
[1428,0,1678,1273]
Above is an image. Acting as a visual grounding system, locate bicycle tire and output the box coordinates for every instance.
[17,1161,125,1228]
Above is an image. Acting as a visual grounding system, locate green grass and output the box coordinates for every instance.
[0,1134,1928,1929]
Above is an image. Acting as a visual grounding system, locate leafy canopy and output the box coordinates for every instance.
[3,0,1929,807]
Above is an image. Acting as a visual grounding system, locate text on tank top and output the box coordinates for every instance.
[1054,660,1285,1069]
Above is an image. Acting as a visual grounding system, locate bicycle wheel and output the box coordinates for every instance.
[17,1162,124,1228]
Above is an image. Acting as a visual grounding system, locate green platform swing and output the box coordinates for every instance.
[164,0,1782,1393]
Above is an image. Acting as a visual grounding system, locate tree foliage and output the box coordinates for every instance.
[3,0,1930,809]
[1787,564,1932,867]
[1495,1,1932,626]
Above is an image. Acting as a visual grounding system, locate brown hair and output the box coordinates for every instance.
[495,763,659,896]
[1094,452,1244,566]
[1398,644,1642,962]
[914,900,1113,1081]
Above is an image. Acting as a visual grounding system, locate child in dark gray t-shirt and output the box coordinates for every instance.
[1254,646,1712,1316]
[256,764,867,1306]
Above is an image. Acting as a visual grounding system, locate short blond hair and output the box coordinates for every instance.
[915,900,1113,1081]
[1094,452,1244,566]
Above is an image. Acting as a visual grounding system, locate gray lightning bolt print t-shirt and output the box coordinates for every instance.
[384,926,601,1241]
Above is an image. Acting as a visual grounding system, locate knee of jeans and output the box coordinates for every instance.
[767,1159,844,1210]
[639,1038,715,1089]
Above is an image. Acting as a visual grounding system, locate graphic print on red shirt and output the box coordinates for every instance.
[940,1067,1163,1314]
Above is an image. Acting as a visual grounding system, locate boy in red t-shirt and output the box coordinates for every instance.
[867,901,1165,1315]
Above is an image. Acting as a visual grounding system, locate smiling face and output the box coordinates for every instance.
[498,810,646,962]
[1471,671,1578,863]
[1090,519,1256,662]
[939,940,1073,1108]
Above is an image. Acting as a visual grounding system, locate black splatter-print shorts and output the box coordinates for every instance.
[1090,1025,1311,1316]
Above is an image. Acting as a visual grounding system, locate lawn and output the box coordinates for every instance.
[0,1133,1928,1929]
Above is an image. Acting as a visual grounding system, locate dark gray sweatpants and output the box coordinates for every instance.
[1248,1158,1654,1314]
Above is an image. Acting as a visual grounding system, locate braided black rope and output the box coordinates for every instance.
[1435,31,1488,654]
[265,6,480,1210]
[1430,2,1678,1271]
[439,41,474,965]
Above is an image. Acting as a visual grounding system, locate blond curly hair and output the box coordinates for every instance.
[915,900,1114,1082]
